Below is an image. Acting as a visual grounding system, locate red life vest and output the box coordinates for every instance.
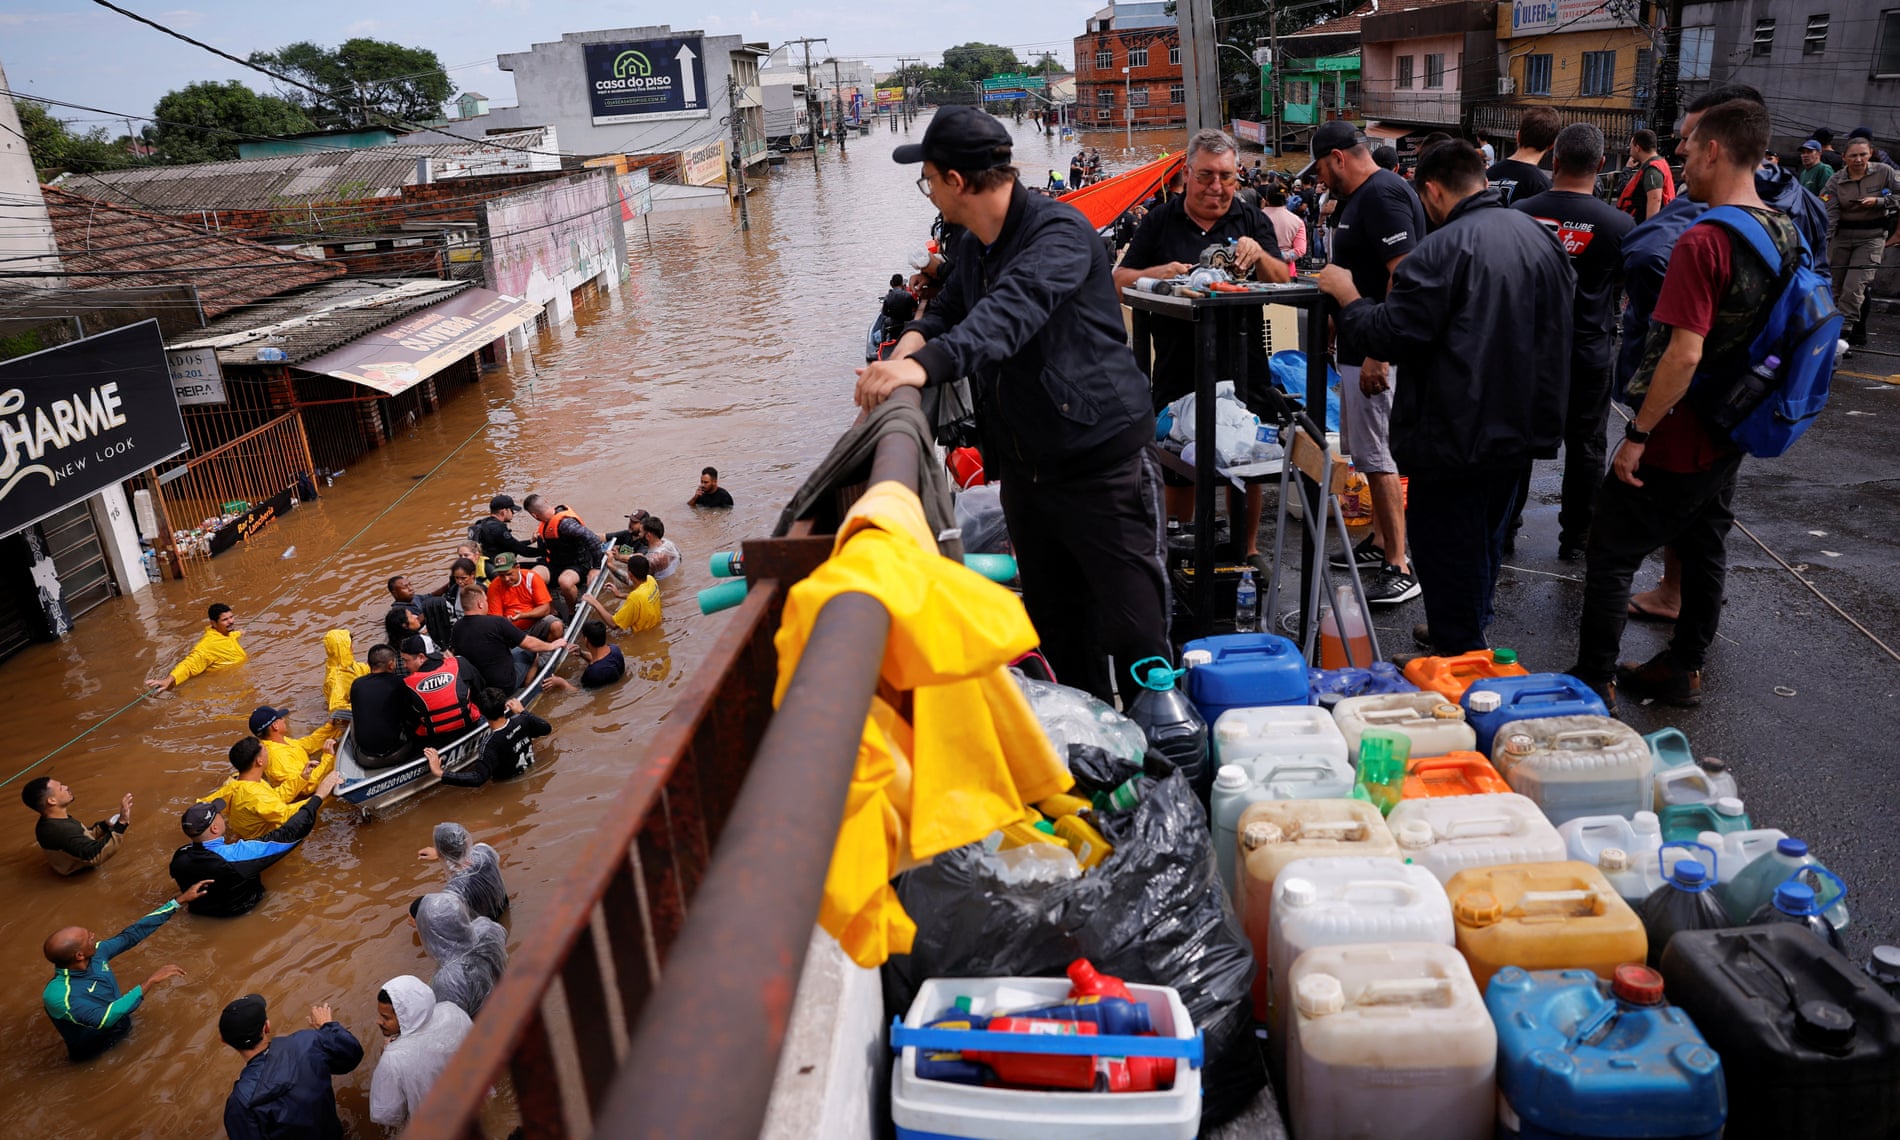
[403,653,480,739]
[1618,156,1677,219]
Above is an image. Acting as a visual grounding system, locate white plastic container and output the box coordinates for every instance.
[1333,692,1477,763]
[1211,759,1357,906]
[1212,706,1349,773]
[1592,845,1666,904]
[1287,942,1496,1140]
[1265,857,1454,1076]
[1490,715,1651,825]
[1559,813,1663,903]
[1384,793,1567,884]
[1652,761,1739,810]
[892,974,1200,1140]
[1695,827,1790,886]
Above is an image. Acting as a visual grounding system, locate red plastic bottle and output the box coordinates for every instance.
[1067,958,1134,1002]
[964,1018,1175,1092]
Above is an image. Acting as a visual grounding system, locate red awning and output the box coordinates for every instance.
[1057,152,1187,231]
[297,287,539,396]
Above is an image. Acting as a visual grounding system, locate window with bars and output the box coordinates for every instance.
[1880,10,1900,77]
[1130,88,1149,106]
[1581,50,1615,96]
[1805,14,1829,55]
[1525,53,1552,95]
[1130,46,1149,68]
[1096,50,1112,70]
[1753,18,1775,56]
[1170,83,1185,103]
[1634,48,1654,102]
[1286,79,1313,105]
[1097,88,1116,105]
[1169,44,1181,66]
[1425,53,1446,88]
[1398,55,1415,89]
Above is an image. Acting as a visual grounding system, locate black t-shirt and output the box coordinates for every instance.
[1487,158,1551,205]
[449,614,527,693]
[1330,169,1427,365]
[1122,194,1286,405]
[580,645,626,688]
[1513,189,1635,363]
[443,713,552,786]
[692,487,734,508]
[881,288,918,325]
[348,671,413,754]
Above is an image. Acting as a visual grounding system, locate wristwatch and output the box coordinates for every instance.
[1623,420,1651,443]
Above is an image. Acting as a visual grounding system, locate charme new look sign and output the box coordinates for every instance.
[583,36,710,124]
[0,321,188,537]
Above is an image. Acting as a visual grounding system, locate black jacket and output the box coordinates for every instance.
[169,795,323,917]
[1336,190,1576,477]
[223,1023,363,1140]
[908,183,1154,481]
[469,515,539,561]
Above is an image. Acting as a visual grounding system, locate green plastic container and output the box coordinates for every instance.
[1351,728,1409,817]
[1660,796,1751,843]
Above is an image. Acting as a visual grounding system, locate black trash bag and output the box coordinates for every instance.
[883,771,1265,1127]
[1065,742,1144,798]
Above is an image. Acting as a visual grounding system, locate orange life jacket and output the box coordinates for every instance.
[536,507,593,570]
[403,653,480,739]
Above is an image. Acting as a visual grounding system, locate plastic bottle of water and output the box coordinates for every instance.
[1234,570,1259,633]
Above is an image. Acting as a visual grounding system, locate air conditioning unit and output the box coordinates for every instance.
[1498,76,1516,95]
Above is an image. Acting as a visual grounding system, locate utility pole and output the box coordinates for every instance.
[896,56,919,126]
[1123,64,1133,152]
[829,58,847,154]
[784,36,828,167]
[1177,0,1220,137]
[1652,0,1687,148]
[727,73,750,231]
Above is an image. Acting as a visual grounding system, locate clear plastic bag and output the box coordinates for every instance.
[976,843,1082,886]
[953,483,1011,556]
[1013,672,1146,766]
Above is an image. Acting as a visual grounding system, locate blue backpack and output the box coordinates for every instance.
[1689,205,1840,458]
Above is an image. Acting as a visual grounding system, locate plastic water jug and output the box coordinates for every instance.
[1697,828,1790,890]
[1489,964,1727,1140]
[1559,813,1664,903]
[1307,662,1416,705]
[1447,861,1649,992]
[1287,943,1495,1140]
[1265,858,1454,1079]
[1211,758,1357,907]
[1659,797,1750,843]
[1386,793,1567,884]
[1318,584,1373,670]
[1332,691,1476,763]
[1400,752,1511,800]
[1866,946,1900,999]
[1461,674,1609,754]
[1721,836,1848,928]
[1211,706,1349,774]
[1639,843,1729,968]
[1125,657,1210,804]
[1592,846,1667,907]
[1181,633,1308,726]
[1237,800,1400,1018]
[1660,925,1900,1140]
[1490,715,1650,825]
[1404,647,1529,702]
[1747,877,1847,952]
[1644,726,1695,775]
[1352,729,1409,816]
[1653,759,1740,810]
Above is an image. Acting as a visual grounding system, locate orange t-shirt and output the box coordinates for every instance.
[486,572,551,629]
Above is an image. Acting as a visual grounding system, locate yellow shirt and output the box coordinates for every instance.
[167,626,246,686]
[611,577,663,632]
[201,777,310,841]
[260,723,339,802]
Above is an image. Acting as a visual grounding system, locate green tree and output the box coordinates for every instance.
[1030,52,1062,78]
[939,42,1027,86]
[151,81,315,164]
[12,99,133,177]
[248,38,453,128]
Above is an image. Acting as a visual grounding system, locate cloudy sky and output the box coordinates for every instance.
[3,0,1099,129]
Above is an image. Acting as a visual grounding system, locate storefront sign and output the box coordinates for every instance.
[618,169,654,221]
[678,139,728,187]
[1510,0,1638,34]
[164,347,227,407]
[0,321,187,538]
[1231,119,1268,145]
[583,36,710,124]
[296,288,539,397]
[208,486,294,557]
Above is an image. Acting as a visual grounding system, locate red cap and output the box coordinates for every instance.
[1124,1053,1178,1091]
[1612,963,1665,1005]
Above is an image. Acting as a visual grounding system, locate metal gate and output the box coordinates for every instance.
[36,501,115,619]
[149,411,318,567]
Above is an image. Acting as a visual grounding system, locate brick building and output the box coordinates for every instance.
[1073,1,1186,131]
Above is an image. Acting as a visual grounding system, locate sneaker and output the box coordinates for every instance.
[1615,651,1702,707]
[1330,536,1385,571]
[1363,565,1421,607]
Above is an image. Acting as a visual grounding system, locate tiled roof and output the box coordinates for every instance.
[168,277,471,366]
[1285,1,1378,38]
[41,186,344,319]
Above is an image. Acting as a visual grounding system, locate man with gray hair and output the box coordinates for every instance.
[1513,123,1635,560]
[1116,128,1293,568]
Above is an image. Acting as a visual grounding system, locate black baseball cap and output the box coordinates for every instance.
[894,106,1013,171]
[219,994,268,1049]
[1310,120,1363,159]
[399,635,428,655]
[182,798,226,837]
[248,706,289,737]
[490,494,517,512]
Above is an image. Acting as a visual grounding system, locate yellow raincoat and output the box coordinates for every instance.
[200,776,310,841]
[166,626,246,686]
[775,481,1071,968]
[322,629,370,713]
[261,723,339,802]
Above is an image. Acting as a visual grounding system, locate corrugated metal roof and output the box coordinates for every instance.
[42,186,344,319]
[54,130,559,212]
[169,277,472,367]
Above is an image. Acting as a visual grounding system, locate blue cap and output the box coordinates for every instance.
[1774,880,1819,915]
[247,705,290,737]
[1671,859,1708,887]
[1801,139,1824,152]
[1777,837,1809,857]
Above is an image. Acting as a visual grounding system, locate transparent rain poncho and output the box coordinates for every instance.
[433,822,509,921]
[415,892,509,1018]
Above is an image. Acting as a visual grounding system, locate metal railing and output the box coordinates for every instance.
[148,411,318,566]
[407,393,920,1139]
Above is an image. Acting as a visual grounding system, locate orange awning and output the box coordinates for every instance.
[1057,152,1186,231]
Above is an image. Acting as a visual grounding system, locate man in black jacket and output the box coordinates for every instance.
[857,106,1167,702]
[168,777,339,917]
[1316,141,1575,655]
[469,494,540,568]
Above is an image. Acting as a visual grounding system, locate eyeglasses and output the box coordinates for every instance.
[916,174,934,197]
[1189,168,1239,186]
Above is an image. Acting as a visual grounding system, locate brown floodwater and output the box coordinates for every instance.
[0,116,1184,1135]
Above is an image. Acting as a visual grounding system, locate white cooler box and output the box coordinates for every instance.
[890,974,1204,1140]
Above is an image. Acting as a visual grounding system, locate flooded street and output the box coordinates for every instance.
[0,115,1182,1133]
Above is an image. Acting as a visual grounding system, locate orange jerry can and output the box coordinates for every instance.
[1402,752,1512,800]
[1403,648,1530,702]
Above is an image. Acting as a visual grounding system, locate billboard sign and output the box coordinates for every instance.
[165,347,227,407]
[678,139,728,187]
[875,87,904,106]
[584,36,711,124]
[1231,119,1268,145]
[618,169,653,220]
[0,321,187,538]
[1510,0,1638,34]
[296,288,539,397]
